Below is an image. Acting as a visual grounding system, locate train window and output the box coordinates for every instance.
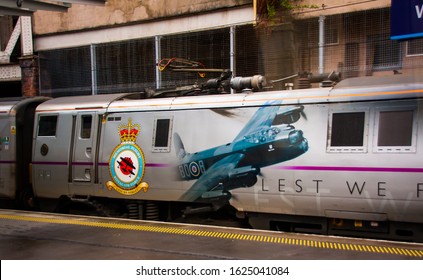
[38,115,58,137]
[81,115,92,139]
[152,117,173,152]
[374,109,416,153]
[327,111,367,152]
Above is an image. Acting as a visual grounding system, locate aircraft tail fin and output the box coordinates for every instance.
[173,132,186,159]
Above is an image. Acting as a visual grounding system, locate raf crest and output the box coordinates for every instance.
[106,118,149,195]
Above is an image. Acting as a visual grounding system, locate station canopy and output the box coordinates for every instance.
[0,0,106,16]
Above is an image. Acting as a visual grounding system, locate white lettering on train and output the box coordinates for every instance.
[178,160,206,179]
[261,178,423,198]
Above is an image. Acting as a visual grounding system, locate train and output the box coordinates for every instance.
[1,72,423,242]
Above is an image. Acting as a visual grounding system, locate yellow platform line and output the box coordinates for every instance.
[1,213,422,258]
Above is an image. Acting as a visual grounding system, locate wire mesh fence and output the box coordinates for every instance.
[38,7,423,97]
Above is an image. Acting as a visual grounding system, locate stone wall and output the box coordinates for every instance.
[293,0,391,19]
[33,0,252,35]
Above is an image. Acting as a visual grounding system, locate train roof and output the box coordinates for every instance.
[333,73,421,89]
[34,93,139,113]
[0,97,50,115]
[34,74,423,113]
[329,74,423,101]
[0,98,21,114]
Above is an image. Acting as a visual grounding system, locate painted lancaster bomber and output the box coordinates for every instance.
[174,101,309,204]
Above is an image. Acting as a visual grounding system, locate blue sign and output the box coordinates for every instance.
[391,0,423,40]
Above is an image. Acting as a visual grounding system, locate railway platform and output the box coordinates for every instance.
[0,209,422,260]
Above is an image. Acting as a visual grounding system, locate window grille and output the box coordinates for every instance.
[296,8,414,77]
[39,46,91,97]
[95,39,155,94]
[407,38,423,56]
[159,28,230,88]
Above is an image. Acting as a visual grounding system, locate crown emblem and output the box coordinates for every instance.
[119,118,140,143]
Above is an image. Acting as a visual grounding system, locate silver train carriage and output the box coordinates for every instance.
[1,74,423,241]
[0,97,50,208]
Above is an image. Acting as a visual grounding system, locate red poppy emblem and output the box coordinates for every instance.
[117,156,136,176]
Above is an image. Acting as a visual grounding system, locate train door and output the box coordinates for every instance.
[33,113,73,198]
[69,112,98,195]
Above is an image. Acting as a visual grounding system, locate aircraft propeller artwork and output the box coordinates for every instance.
[175,101,309,205]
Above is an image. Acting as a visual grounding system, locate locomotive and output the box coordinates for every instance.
[1,72,423,242]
